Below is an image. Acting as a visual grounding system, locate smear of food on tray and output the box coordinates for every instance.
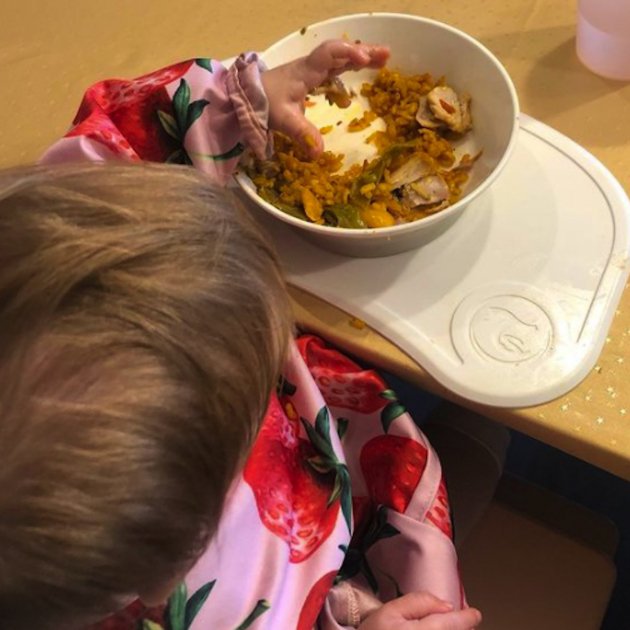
[245,68,480,228]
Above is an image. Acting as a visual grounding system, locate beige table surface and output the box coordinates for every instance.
[2,0,630,479]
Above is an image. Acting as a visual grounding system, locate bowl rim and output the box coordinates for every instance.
[235,12,520,240]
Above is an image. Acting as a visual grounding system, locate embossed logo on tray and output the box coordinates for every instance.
[469,295,553,363]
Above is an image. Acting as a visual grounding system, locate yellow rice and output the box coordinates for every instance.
[247,68,474,228]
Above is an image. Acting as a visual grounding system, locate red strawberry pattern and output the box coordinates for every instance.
[67,109,139,160]
[243,393,351,563]
[425,476,453,538]
[297,336,388,413]
[296,335,364,375]
[311,367,390,414]
[67,59,215,163]
[89,599,165,630]
[74,60,194,122]
[296,571,337,630]
[360,435,428,513]
[297,335,406,433]
[107,87,180,162]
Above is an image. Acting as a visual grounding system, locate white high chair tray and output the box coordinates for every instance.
[246,114,630,408]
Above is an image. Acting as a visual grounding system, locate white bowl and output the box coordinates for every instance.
[236,13,519,258]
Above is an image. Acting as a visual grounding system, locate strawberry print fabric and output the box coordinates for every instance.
[91,339,463,630]
[41,54,270,184]
[41,56,464,629]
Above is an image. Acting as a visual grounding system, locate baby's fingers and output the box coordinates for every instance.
[410,608,482,630]
[386,592,454,619]
[383,594,481,629]
[275,109,324,158]
[359,43,390,69]
[306,40,390,79]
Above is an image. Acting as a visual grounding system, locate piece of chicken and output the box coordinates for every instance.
[425,86,472,134]
[415,95,444,129]
[387,154,433,188]
[449,150,482,173]
[401,173,450,207]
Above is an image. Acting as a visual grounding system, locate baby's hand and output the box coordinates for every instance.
[357,592,482,630]
[261,39,390,157]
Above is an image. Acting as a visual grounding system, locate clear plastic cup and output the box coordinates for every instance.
[577,0,630,80]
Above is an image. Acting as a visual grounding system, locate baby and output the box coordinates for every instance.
[0,40,481,630]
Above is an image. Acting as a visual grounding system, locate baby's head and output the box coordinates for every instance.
[0,163,291,629]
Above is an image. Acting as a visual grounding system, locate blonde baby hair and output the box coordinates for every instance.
[0,163,292,629]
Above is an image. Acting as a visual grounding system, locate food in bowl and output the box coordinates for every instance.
[237,13,519,258]
[244,67,480,229]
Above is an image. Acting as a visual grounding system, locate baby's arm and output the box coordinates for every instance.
[358,593,481,630]
[40,41,388,184]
